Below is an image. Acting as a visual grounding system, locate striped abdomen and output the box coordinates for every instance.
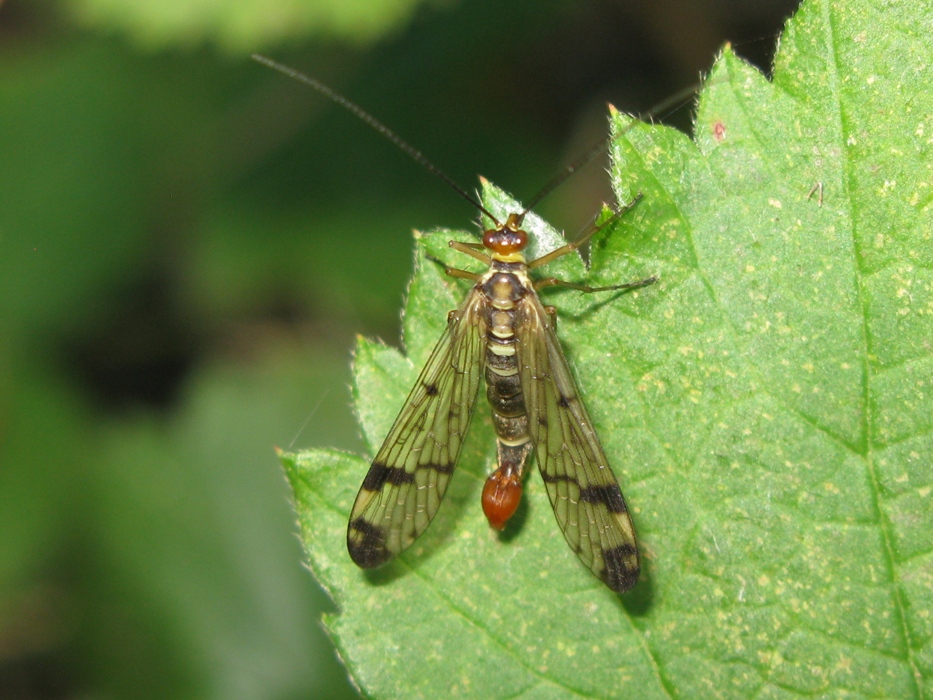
[480,268,534,529]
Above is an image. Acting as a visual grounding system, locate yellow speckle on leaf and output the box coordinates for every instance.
[834,654,853,674]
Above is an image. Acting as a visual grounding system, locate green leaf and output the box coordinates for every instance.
[283,0,933,696]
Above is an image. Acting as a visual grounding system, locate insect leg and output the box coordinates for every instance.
[528,193,643,269]
[424,252,483,282]
[534,275,658,293]
[449,240,491,264]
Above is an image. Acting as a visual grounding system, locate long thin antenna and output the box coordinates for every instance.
[252,54,498,224]
[519,81,706,218]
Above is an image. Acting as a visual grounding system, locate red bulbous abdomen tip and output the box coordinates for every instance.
[481,469,523,530]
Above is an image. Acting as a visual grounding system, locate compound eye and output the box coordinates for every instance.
[483,226,527,254]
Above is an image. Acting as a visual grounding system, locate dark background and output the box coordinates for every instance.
[0,0,800,697]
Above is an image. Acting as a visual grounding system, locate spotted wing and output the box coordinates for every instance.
[516,294,640,592]
[347,288,486,568]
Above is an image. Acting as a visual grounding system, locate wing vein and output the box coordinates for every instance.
[347,289,486,567]
[516,295,640,592]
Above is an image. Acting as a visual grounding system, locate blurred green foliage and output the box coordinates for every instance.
[0,0,798,696]
[68,0,431,52]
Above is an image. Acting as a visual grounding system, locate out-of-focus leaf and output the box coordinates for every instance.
[67,0,431,52]
[85,343,361,698]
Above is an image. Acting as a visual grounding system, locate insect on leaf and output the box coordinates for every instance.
[347,195,653,591]
[282,0,933,696]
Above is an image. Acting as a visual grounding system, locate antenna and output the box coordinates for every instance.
[251,54,498,224]
[518,82,706,219]
[253,54,707,229]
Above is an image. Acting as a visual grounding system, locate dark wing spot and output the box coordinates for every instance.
[425,461,455,475]
[347,518,391,568]
[540,472,579,485]
[557,394,572,408]
[537,416,548,428]
[362,462,415,490]
[579,484,628,513]
[424,382,439,396]
[601,543,639,593]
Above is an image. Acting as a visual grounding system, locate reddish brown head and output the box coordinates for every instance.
[482,212,528,257]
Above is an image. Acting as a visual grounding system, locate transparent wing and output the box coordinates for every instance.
[516,295,640,592]
[347,288,486,568]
